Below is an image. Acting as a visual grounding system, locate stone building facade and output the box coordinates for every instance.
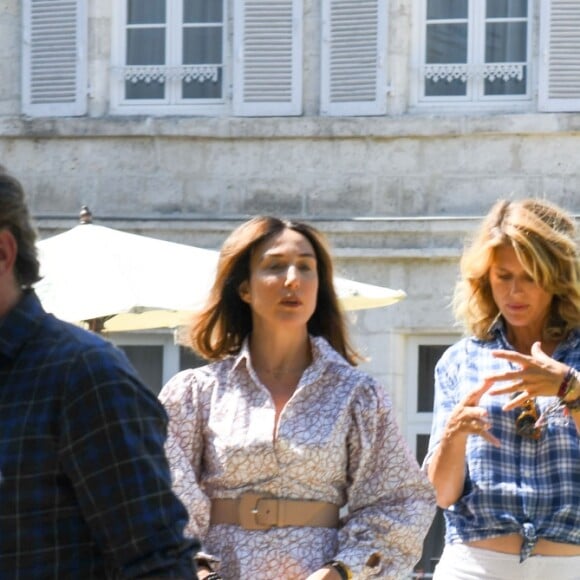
[1,0,580,572]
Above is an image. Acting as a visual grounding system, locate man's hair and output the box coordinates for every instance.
[0,169,41,287]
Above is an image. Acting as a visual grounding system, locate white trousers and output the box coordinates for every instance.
[433,544,580,580]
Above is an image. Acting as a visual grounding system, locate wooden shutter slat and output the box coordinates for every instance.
[321,0,387,116]
[538,0,580,112]
[233,0,302,116]
[22,0,87,116]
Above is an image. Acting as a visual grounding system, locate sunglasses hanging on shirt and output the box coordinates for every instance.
[514,397,542,440]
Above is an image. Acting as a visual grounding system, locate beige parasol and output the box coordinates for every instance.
[34,208,406,332]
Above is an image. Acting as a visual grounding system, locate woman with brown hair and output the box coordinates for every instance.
[159,216,435,580]
[425,199,580,579]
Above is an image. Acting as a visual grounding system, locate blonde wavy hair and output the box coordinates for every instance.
[453,198,580,340]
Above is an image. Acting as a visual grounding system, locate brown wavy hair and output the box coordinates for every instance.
[453,198,580,340]
[188,216,360,365]
[0,169,40,288]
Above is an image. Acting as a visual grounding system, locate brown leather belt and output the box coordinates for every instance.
[210,493,339,531]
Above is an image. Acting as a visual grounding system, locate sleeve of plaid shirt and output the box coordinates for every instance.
[58,343,199,578]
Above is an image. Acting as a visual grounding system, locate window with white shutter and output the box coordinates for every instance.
[413,0,532,110]
[320,0,387,116]
[22,0,88,117]
[538,0,580,112]
[232,0,303,116]
[111,0,226,115]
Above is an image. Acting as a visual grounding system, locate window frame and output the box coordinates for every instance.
[108,331,182,389]
[411,0,535,113]
[404,333,458,457]
[404,332,458,579]
[110,0,228,116]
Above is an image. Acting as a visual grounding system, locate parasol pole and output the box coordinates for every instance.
[78,206,110,334]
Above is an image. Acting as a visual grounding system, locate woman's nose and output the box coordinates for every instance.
[284,265,299,287]
[510,278,523,294]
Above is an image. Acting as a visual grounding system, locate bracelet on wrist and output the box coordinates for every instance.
[557,367,575,399]
[567,370,580,400]
[564,395,580,412]
[325,560,353,580]
[194,554,221,579]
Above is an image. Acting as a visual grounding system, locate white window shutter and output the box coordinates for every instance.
[22,0,88,117]
[538,0,580,112]
[233,0,303,116]
[321,0,387,116]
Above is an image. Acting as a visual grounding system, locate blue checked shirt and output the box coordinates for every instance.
[0,291,199,578]
[425,320,580,561]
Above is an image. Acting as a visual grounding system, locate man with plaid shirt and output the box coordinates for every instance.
[0,169,200,578]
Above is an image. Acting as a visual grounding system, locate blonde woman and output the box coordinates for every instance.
[426,199,580,579]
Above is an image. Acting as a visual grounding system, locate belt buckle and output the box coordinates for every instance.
[238,493,278,530]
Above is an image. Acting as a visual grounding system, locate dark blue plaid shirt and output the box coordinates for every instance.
[0,291,199,578]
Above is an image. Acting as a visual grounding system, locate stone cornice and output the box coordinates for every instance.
[4,112,580,140]
[33,215,484,260]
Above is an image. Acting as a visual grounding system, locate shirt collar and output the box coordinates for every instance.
[231,337,251,374]
[488,315,580,353]
[0,290,46,359]
[229,334,350,380]
[488,317,511,348]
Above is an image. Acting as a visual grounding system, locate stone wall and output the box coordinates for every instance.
[2,115,580,219]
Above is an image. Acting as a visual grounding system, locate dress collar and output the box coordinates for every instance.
[230,334,350,379]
